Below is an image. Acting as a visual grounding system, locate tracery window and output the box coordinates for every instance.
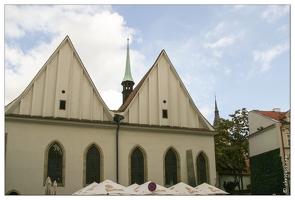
[197,153,207,184]
[47,143,63,183]
[86,145,100,184]
[131,148,144,184]
[165,149,177,185]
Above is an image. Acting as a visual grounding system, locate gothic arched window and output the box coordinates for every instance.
[197,153,207,184]
[47,143,63,183]
[131,147,144,184]
[86,145,100,184]
[165,149,177,185]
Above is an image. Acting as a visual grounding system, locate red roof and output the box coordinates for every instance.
[258,110,288,122]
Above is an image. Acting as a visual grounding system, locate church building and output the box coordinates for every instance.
[5,36,216,195]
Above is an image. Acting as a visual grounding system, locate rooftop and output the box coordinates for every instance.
[257,110,288,122]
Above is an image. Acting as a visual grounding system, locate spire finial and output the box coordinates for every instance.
[215,94,218,111]
[213,94,220,128]
[122,38,134,83]
[121,39,135,104]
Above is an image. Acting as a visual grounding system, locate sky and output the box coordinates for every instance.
[3,2,292,125]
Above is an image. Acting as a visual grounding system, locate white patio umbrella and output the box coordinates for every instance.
[125,183,140,195]
[169,182,207,195]
[195,182,228,195]
[72,180,130,195]
[72,182,99,195]
[133,181,180,195]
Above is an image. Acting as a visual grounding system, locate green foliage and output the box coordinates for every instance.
[250,148,285,195]
[223,181,238,193]
[214,108,249,191]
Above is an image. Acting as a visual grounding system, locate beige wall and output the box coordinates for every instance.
[5,117,216,195]
[5,118,116,194]
[118,126,216,186]
[121,51,213,130]
[249,124,281,157]
[248,111,277,135]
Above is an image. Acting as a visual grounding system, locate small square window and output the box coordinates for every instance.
[162,109,168,118]
[286,134,290,147]
[59,100,66,110]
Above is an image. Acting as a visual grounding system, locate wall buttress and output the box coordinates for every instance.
[42,65,49,117]
[54,51,61,118]
[67,50,74,119]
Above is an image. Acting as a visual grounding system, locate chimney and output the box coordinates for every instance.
[273,108,281,112]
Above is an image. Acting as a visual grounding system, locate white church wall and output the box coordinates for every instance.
[5,118,216,194]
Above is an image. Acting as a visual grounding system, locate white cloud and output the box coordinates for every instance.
[4,5,146,110]
[199,105,214,124]
[230,5,256,14]
[100,90,122,110]
[213,50,223,58]
[277,24,288,33]
[204,22,225,39]
[252,41,289,73]
[224,67,231,75]
[204,35,236,49]
[261,5,289,23]
[230,5,245,11]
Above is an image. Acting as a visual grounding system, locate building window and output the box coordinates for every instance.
[131,148,144,184]
[86,146,100,184]
[59,100,66,110]
[197,153,207,184]
[286,134,290,147]
[47,143,63,184]
[162,109,168,118]
[165,149,177,185]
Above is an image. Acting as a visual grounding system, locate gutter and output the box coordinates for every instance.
[113,114,124,184]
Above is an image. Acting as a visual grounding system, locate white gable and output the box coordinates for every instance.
[120,50,214,131]
[5,36,113,121]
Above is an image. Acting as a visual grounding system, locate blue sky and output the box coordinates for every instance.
[4,3,291,124]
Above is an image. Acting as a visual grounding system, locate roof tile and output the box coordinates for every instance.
[258,110,288,122]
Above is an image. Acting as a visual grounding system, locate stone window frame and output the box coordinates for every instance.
[128,145,148,185]
[163,146,181,187]
[195,151,210,185]
[83,142,104,186]
[43,140,66,187]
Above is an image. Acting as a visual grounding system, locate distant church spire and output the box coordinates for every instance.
[121,39,135,104]
[213,95,220,129]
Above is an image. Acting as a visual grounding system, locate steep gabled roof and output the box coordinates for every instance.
[118,51,158,112]
[118,49,214,131]
[5,36,113,121]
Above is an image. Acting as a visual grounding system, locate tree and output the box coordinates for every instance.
[215,108,249,194]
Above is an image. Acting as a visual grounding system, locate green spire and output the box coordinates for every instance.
[122,39,134,83]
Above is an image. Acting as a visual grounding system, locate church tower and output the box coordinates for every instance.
[213,95,220,128]
[121,39,135,104]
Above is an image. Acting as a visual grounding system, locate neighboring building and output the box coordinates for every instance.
[215,158,251,194]
[248,108,290,195]
[5,36,217,195]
